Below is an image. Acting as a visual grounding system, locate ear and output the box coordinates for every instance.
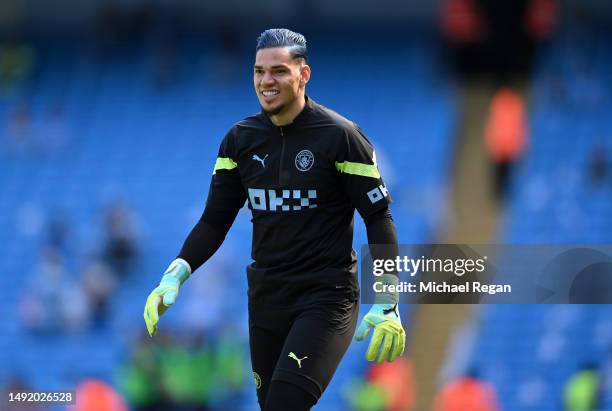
[300,64,311,87]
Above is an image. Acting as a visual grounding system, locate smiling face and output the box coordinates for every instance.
[254,47,310,125]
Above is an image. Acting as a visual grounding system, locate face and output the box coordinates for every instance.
[254,47,310,116]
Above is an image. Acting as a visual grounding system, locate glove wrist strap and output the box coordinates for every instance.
[163,258,191,285]
[374,273,399,305]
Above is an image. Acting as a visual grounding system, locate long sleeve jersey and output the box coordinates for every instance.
[202,96,392,305]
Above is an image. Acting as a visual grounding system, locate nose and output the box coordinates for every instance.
[261,71,275,86]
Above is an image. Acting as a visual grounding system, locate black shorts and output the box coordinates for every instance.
[248,295,359,406]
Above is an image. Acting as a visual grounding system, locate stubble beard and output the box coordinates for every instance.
[261,103,285,116]
[261,92,297,117]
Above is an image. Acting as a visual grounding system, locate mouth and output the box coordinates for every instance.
[261,89,280,99]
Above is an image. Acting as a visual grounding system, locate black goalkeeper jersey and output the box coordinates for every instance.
[207,97,391,305]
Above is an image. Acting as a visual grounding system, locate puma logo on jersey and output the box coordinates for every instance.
[288,352,308,368]
[252,154,269,168]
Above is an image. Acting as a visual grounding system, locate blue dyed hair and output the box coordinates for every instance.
[256,28,308,63]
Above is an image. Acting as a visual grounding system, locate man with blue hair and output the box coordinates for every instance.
[144,28,405,410]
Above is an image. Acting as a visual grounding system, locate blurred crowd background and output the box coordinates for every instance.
[0,0,611,410]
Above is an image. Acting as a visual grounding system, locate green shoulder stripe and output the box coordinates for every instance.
[213,157,238,174]
[335,152,380,179]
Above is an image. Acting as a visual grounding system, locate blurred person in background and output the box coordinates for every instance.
[103,200,139,278]
[156,333,214,411]
[44,208,73,261]
[433,368,499,411]
[120,330,246,411]
[4,101,70,157]
[588,141,609,187]
[345,358,415,411]
[5,102,33,155]
[564,363,600,411]
[440,0,556,80]
[484,87,528,199]
[343,379,387,411]
[82,256,117,328]
[44,210,72,258]
[342,357,416,411]
[143,28,405,411]
[0,39,36,91]
[72,378,128,411]
[366,358,416,411]
[210,328,249,408]
[19,246,90,334]
[119,332,166,411]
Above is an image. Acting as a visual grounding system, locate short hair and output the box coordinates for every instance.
[256,28,308,63]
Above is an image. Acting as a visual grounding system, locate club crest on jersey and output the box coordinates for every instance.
[295,150,314,172]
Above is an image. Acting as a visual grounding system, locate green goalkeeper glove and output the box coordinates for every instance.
[354,274,406,363]
[143,258,191,337]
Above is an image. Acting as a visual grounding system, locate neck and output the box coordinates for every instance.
[269,94,306,126]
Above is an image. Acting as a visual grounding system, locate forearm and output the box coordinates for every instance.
[364,207,400,304]
[364,207,399,267]
[177,206,238,272]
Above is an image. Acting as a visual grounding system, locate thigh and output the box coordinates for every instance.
[263,380,317,411]
[248,304,291,409]
[272,299,359,400]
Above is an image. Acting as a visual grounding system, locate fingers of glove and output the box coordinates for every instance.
[366,327,385,362]
[387,331,402,362]
[394,333,404,361]
[144,294,161,337]
[355,318,373,341]
[395,329,406,359]
[381,322,405,362]
[378,332,394,364]
[384,332,402,362]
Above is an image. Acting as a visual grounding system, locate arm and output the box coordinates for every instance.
[364,207,400,304]
[333,124,405,362]
[177,206,239,272]
[356,206,405,363]
[144,129,246,337]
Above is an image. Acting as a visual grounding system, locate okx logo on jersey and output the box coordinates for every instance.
[248,188,317,211]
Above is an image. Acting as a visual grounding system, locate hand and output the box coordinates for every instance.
[354,303,406,363]
[143,259,191,337]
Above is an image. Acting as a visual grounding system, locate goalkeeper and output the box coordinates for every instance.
[144,28,405,411]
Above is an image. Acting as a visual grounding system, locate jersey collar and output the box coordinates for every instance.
[261,95,316,129]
